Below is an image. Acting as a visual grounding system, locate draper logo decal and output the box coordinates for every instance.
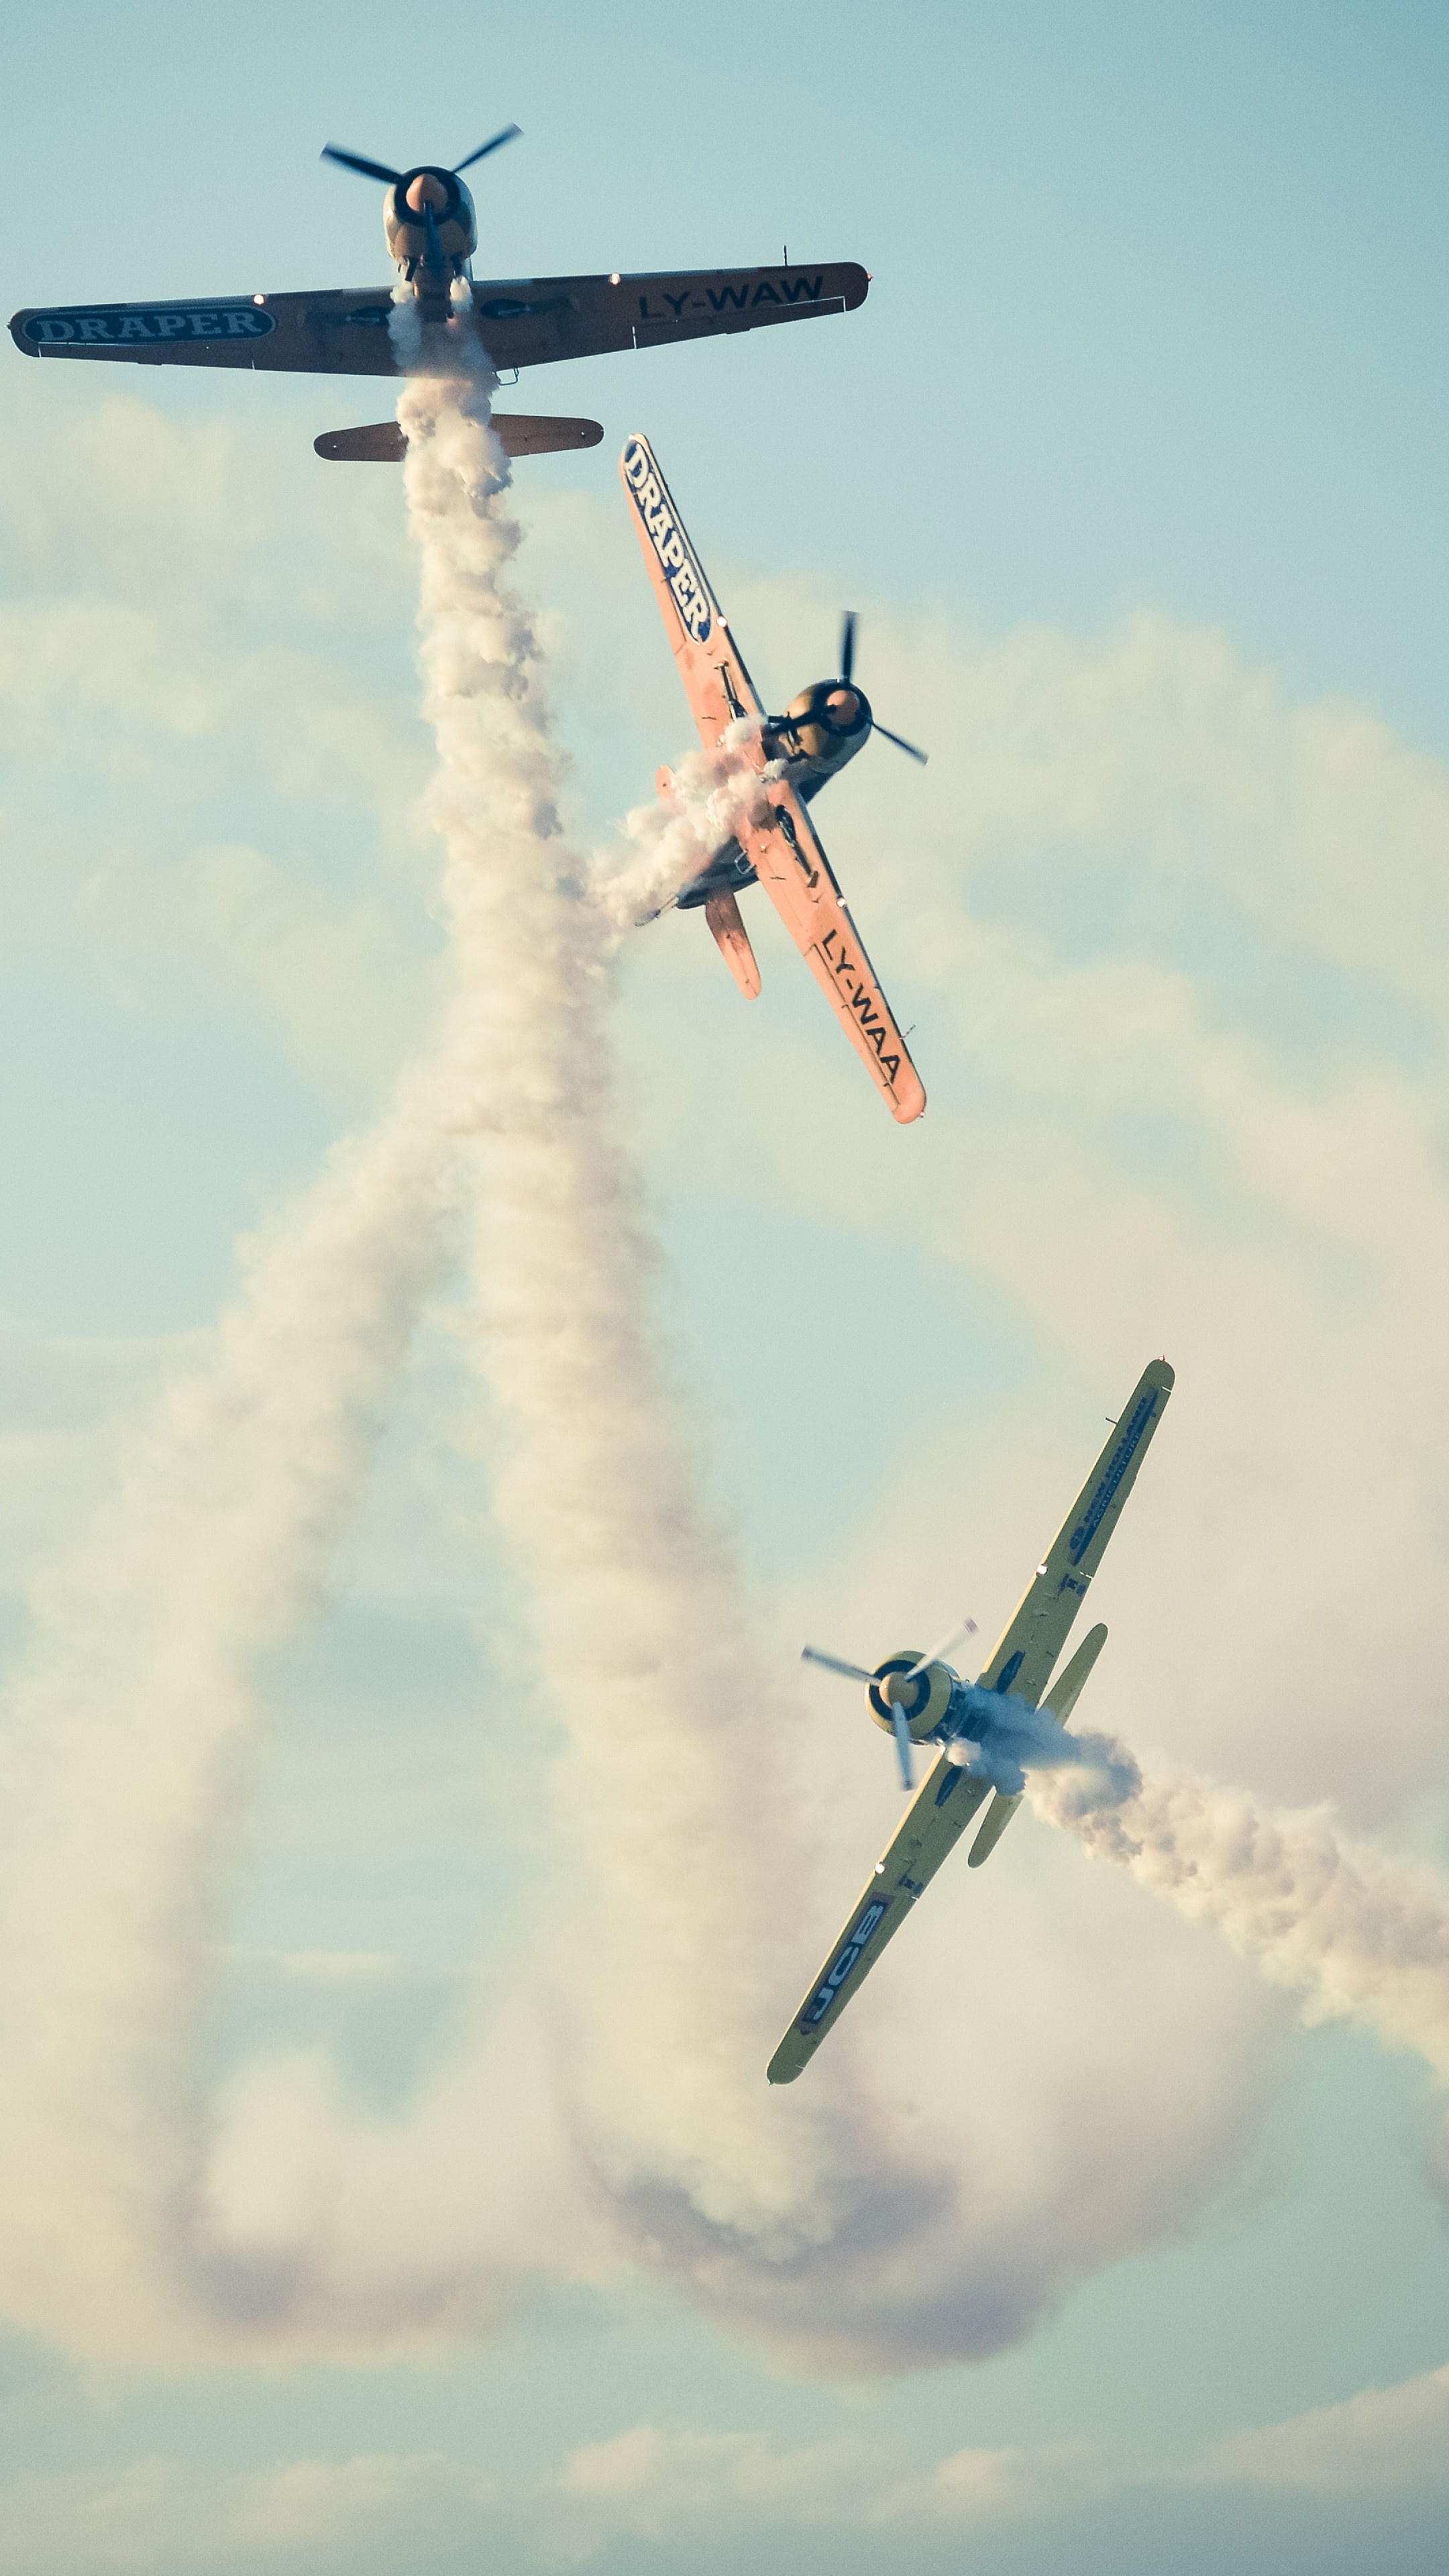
[800,1898,889,2029]
[620,436,712,644]
[23,304,277,347]
[1069,1387,1160,1565]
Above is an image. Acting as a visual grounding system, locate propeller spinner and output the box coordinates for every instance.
[769,611,928,768]
[321,126,521,293]
[802,1616,977,1791]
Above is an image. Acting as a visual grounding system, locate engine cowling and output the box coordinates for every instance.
[771,680,872,777]
[867,1652,954,1746]
[383,167,478,277]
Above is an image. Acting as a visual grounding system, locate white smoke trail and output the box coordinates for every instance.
[0,1097,476,2357]
[0,294,969,2371]
[591,721,775,930]
[0,293,1379,2382]
[0,302,547,2363]
[386,305,861,2256]
[173,306,1286,2373]
[945,1685,1136,1798]
[380,315,1288,2380]
[1031,1743,1449,2093]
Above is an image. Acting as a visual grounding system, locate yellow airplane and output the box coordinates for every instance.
[769,1356,1174,2084]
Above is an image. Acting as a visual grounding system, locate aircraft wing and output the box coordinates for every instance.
[767,1356,1174,2082]
[619,433,767,744]
[737,782,926,1125]
[9,262,867,377]
[767,1758,996,2085]
[970,1355,1174,1709]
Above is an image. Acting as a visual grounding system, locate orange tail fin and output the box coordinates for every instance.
[704,893,761,999]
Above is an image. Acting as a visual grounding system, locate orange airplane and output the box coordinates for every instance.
[621,435,927,1125]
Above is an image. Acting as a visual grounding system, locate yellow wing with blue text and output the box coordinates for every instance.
[767,1357,1175,2084]
[620,434,926,1125]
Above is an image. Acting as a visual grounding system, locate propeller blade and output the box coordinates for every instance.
[839,608,857,686]
[423,197,443,272]
[321,144,405,184]
[872,722,928,765]
[892,1703,914,1791]
[453,124,523,172]
[906,1615,978,1680]
[800,1645,875,1684]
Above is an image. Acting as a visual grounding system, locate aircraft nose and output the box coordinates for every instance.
[826,688,862,727]
[406,171,449,213]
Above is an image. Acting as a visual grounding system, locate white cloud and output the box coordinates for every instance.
[541,2422,1110,2563]
[1199,2361,1449,2497]
[0,2453,448,2573]
[7,2367,1449,2576]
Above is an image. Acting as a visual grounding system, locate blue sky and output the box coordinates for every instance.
[2,5,1449,2570]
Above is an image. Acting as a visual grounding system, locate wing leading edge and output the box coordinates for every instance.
[9,262,867,376]
[767,1356,1174,2084]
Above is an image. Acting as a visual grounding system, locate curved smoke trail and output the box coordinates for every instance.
[1,295,1443,2378]
[385,308,874,2262]
[368,316,1285,2373]
[0,1094,482,2355]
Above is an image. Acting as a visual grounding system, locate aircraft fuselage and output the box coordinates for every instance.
[384,165,479,319]
[676,680,871,911]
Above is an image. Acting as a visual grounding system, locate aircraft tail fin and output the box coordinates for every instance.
[704,892,761,998]
[967,1622,1108,1868]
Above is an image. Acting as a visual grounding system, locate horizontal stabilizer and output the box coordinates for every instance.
[704,893,761,998]
[314,413,603,462]
[967,1621,1108,1868]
